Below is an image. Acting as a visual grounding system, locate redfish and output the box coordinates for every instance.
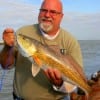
[16,34,91,98]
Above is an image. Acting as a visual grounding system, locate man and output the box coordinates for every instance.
[1,0,84,99]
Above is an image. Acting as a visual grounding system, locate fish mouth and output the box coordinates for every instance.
[17,34,37,57]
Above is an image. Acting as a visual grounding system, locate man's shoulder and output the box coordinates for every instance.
[16,24,38,32]
[16,24,40,37]
[60,28,77,41]
[16,24,41,41]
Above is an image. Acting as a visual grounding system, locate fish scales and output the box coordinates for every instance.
[17,34,92,98]
[33,51,91,94]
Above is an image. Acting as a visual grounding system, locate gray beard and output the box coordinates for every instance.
[40,22,53,32]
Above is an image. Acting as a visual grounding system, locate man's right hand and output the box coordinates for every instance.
[0,28,15,69]
[3,28,15,47]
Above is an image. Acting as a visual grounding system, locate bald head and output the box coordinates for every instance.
[41,0,63,13]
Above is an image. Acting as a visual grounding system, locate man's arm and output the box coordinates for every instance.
[0,28,16,69]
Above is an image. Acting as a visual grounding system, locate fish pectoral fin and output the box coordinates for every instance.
[32,55,42,67]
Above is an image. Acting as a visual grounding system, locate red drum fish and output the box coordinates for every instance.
[16,34,91,98]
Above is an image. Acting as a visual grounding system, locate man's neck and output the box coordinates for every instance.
[45,30,59,36]
[40,28,60,40]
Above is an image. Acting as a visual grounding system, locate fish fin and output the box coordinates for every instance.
[32,55,42,66]
[31,64,40,77]
[64,82,77,93]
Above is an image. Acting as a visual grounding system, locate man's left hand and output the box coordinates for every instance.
[44,67,63,87]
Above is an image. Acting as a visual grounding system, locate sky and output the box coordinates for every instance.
[0,0,100,40]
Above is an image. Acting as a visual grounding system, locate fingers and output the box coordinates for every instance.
[3,28,15,47]
[53,68,62,79]
[3,28,14,34]
[44,68,63,86]
[48,68,56,80]
[45,68,61,80]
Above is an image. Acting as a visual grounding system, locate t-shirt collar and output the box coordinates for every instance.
[39,28,60,40]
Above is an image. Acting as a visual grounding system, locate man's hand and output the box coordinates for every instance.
[0,28,15,69]
[44,67,63,87]
[3,28,15,47]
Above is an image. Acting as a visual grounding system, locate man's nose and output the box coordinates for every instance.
[45,11,51,17]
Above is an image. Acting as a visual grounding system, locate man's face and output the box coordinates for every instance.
[38,0,63,33]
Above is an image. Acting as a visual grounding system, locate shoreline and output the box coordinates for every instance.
[0,41,4,45]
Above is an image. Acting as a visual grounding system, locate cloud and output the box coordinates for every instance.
[0,1,39,26]
[0,0,39,40]
[62,12,100,40]
[0,0,100,40]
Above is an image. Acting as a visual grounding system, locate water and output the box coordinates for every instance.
[0,40,100,99]
[79,40,100,78]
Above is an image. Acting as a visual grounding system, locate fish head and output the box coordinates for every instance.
[16,34,37,57]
